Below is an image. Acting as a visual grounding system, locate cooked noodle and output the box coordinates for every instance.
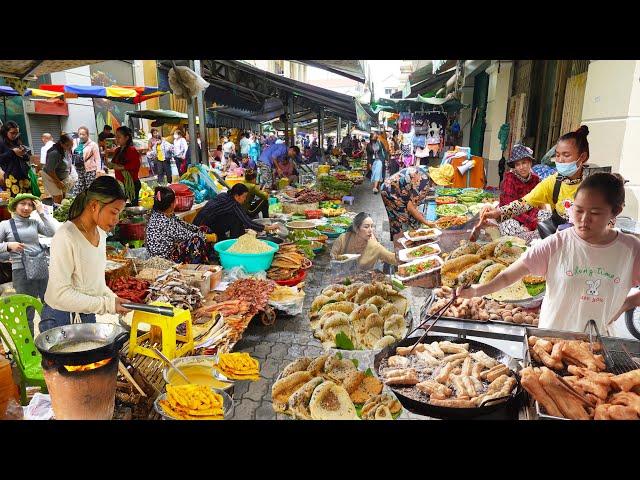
[227,230,272,254]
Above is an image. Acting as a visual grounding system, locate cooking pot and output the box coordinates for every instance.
[35,323,128,366]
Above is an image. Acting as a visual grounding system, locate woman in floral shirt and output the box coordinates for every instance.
[145,186,216,263]
[380,166,433,241]
[0,121,33,197]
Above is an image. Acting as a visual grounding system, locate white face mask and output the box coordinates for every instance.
[174,134,179,140]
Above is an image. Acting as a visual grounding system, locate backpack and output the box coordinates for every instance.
[399,112,412,133]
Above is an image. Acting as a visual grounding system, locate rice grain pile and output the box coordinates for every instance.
[227,230,272,254]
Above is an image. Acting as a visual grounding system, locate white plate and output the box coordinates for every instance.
[331,253,361,264]
[394,255,444,281]
[398,243,441,263]
[398,236,438,250]
[403,227,442,242]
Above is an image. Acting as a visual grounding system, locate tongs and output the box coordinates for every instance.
[406,284,468,354]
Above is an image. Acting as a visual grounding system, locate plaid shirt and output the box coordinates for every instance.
[499,171,541,230]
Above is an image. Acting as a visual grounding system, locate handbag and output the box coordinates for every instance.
[9,219,49,280]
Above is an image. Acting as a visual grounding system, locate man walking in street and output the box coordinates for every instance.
[39,133,54,171]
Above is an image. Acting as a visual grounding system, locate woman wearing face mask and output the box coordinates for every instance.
[40,176,131,333]
[0,121,33,197]
[109,126,142,206]
[479,126,590,238]
[0,194,57,336]
[331,212,398,270]
[459,173,640,336]
[42,134,75,204]
[367,133,387,194]
[70,126,101,197]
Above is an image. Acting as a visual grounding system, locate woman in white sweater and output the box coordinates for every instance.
[40,176,131,332]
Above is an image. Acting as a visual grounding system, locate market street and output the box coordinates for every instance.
[228,182,428,419]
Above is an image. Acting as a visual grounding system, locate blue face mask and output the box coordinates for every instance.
[556,160,578,177]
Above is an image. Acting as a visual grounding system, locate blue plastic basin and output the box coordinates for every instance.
[214,239,279,273]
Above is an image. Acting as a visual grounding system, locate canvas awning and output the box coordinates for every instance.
[295,60,366,83]
[0,60,104,80]
[391,67,456,99]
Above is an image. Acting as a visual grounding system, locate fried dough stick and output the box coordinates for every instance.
[610,392,640,416]
[561,341,606,371]
[611,369,640,392]
[538,368,591,420]
[521,367,563,418]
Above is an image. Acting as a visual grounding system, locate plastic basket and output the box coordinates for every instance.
[214,239,279,273]
[174,195,194,212]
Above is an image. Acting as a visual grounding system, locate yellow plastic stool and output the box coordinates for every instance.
[128,302,194,361]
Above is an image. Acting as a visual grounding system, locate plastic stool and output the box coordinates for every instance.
[128,302,194,361]
[342,196,354,205]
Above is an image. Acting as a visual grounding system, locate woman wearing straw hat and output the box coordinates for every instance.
[0,193,57,335]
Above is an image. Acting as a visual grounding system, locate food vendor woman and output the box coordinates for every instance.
[480,126,590,238]
[41,176,131,333]
[496,144,544,242]
[331,212,398,270]
[380,166,433,241]
[459,173,640,335]
[146,186,217,264]
[0,121,33,197]
[193,183,279,241]
[109,126,142,206]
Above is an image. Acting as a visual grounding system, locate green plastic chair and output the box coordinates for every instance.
[0,294,47,405]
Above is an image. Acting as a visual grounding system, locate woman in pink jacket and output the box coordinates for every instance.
[70,126,102,196]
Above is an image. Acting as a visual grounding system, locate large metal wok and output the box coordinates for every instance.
[35,323,128,366]
[374,335,523,419]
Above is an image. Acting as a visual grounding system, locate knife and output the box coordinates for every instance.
[121,303,175,317]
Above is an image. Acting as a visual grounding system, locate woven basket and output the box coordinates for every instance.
[105,259,133,284]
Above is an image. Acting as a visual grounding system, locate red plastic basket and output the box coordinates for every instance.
[174,194,194,212]
[305,209,323,219]
[275,268,306,287]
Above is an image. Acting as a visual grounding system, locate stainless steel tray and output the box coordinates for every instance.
[523,327,640,420]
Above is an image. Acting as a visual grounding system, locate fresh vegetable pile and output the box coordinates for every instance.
[107,276,149,303]
[316,175,352,199]
[435,187,462,196]
[436,203,469,217]
[53,198,73,222]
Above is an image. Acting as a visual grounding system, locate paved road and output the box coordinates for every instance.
[228,181,430,420]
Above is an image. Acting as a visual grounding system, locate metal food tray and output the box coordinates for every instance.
[523,326,640,420]
[421,291,538,327]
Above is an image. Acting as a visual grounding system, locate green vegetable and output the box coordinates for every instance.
[525,282,546,297]
[53,198,73,222]
[436,203,469,217]
[351,359,359,368]
[335,331,354,350]
[336,352,343,360]
[364,368,374,377]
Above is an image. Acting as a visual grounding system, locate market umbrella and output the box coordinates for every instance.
[0,85,20,123]
[26,84,169,104]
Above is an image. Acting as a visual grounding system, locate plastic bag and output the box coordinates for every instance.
[2,398,23,420]
[269,287,305,316]
[168,66,210,99]
[23,393,53,420]
[222,266,267,283]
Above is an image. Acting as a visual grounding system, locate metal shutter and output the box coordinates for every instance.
[28,114,61,152]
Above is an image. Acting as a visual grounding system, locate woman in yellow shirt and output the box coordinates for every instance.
[481,126,591,238]
[331,212,398,270]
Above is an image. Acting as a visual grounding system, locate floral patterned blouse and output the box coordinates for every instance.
[145,210,204,259]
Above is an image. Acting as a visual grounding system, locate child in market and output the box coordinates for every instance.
[458,173,640,335]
